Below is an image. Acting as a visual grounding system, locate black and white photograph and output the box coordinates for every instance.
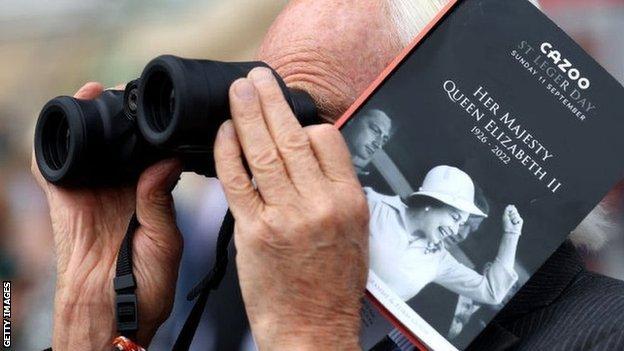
[340,0,624,349]
[343,108,528,350]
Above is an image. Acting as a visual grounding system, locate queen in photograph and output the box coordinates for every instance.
[366,165,523,304]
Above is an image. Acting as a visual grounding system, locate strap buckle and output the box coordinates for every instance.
[114,273,138,333]
[115,293,138,332]
[114,273,136,291]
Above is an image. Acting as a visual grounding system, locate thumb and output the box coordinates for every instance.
[74,82,104,99]
[136,159,183,243]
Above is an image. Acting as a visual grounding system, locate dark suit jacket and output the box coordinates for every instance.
[467,240,624,350]
[372,241,624,350]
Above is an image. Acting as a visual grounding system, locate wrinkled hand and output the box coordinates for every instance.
[214,67,369,350]
[31,83,183,350]
[502,205,523,235]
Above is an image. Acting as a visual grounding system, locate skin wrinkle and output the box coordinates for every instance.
[69,251,105,298]
[264,40,355,94]
[268,68,353,120]
[284,72,352,121]
[257,0,403,122]
[281,245,359,310]
[76,211,118,260]
[33,82,185,349]
[59,187,176,340]
[42,1,619,349]
[56,287,115,348]
[55,269,114,324]
[68,221,99,273]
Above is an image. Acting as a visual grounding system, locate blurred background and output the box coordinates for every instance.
[0,0,622,350]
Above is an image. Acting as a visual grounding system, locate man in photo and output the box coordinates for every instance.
[342,109,392,175]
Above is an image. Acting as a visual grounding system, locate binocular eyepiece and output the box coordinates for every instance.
[34,55,319,186]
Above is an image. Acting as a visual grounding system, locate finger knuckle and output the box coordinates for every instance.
[306,123,336,140]
[335,188,369,231]
[250,145,281,171]
[352,193,371,228]
[310,200,339,228]
[238,109,262,124]
[214,142,238,160]
[223,172,253,195]
[244,221,277,247]
[259,209,281,230]
[263,87,288,106]
[248,213,291,248]
[279,130,311,154]
[146,189,172,208]
[264,100,296,122]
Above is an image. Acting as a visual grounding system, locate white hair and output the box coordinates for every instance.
[386,0,613,251]
[386,0,542,47]
[386,0,448,47]
[570,203,615,251]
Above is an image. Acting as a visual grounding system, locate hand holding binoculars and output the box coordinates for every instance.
[34,55,319,185]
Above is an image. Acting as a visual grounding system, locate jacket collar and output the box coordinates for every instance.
[467,240,584,350]
[496,240,584,320]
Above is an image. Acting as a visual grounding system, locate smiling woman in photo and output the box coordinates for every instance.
[366,165,523,304]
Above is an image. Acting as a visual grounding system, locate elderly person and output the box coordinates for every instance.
[34,0,624,350]
[367,165,522,303]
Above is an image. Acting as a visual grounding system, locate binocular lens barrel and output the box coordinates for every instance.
[41,109,70,171]
[137,55,318,149]
[35,91,154,185]
[142,70,176,133]
[35,97,85,184]
[35,55,319,186]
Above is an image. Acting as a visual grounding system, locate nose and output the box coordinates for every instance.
[451,222,461,234]
[372,130,388,148]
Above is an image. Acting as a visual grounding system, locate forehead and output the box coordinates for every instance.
[256,1,403,121]
[362,111,391,131]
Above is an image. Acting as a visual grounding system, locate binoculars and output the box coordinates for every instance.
[34,55,318,186]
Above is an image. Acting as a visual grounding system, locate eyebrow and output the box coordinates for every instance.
[369,121,390,136]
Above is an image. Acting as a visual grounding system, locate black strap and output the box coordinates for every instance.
[113,209,235,350]
[114,213,140,339]
[45,208,234,351]
[172,209,235,351]
[43,214,141,351]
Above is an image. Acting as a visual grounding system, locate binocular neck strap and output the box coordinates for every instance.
[113,209,236,350]
[172,209,235,351]
[114,213,141,340]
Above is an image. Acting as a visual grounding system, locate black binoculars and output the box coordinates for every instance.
[34,55,318,186]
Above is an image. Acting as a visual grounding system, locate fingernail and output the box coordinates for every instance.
[219,120,235,138]
[233,79,256,100]
[249,67,274,82]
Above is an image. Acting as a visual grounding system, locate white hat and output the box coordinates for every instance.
[408,165,487,217]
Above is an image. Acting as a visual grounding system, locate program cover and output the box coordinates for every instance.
[337,0,624,350]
